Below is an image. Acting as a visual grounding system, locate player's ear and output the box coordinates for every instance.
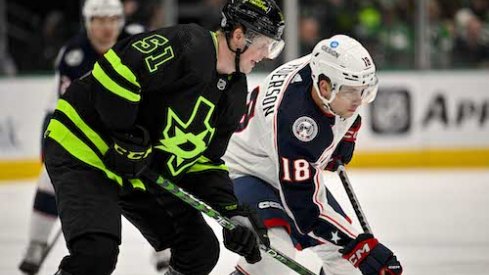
[318,77,333,100]
[230,26,246,50]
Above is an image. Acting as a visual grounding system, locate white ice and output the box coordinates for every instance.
[1,169,489,275]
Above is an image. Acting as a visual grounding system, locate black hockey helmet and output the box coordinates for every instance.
[221,0,285,59]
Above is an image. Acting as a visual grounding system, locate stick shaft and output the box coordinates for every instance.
[151,174,316,275]
[38,225,63,267]
[337,165,372,234]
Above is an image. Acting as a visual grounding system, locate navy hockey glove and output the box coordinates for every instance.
[340,233,402,275]
[325,116,361,171]
[223,205,270,264]
[104,125,152,178]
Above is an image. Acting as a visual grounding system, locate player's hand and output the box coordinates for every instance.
[340,233,402,275]
[223,205,269,264]
[104,125,152,178]
[325,116,361,171]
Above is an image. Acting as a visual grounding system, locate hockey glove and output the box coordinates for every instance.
[340,233,402,275]
[223,205,270,264]
[325,116,361,172]
[104,125,152,178]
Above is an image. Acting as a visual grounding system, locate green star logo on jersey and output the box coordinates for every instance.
[155,96,215,176]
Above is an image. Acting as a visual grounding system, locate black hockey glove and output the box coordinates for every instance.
[222,205,270,264]
[340,233,403,275]
[104,125,152,178]
[325,116,361,172]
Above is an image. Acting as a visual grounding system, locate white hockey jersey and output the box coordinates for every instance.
[224,55,361,246]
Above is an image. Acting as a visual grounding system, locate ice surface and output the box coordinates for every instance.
[1,169,488,275]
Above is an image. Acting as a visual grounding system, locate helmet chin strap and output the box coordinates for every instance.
[225,33,248,74]
[314,82,341,117]
[234,48,241,73]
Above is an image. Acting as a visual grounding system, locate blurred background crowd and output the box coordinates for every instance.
[1,0,488,75]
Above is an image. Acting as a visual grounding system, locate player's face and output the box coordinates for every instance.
[88,16,122,51]
[239,43,267,74]
[330,85,364,118]
[239,33,284,74]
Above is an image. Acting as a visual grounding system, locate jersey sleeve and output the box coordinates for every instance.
[90,35,146,131]
[275,112,359,247]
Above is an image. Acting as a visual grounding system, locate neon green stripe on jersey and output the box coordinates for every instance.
[187,155,228,173]
[46,119,123,186]
[210,31,218,57]
[56,99,109,155]
[93,62,141,102]
[129,178,146,191]
[105,49,141,88]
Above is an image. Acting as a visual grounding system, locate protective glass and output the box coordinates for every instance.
[246,31,285,59]
[338,76,378,104]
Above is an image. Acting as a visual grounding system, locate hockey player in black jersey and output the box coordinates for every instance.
[18,1,127,274]
[224,35,403,275]
[19,1,165,274]
[42,0,285,274]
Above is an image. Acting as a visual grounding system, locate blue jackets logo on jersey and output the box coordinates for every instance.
[64,49,84,67]
[292,116,318,142]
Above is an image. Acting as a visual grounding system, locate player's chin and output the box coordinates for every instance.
[241,65,253,74]
[341,111,355,118]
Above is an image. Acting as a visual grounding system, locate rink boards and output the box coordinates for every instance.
[1,71,488,179]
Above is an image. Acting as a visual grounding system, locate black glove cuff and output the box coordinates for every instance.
[105,125,152,178]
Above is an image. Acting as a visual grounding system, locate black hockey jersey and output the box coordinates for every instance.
[48,25,146,111]
[46,24,248,205]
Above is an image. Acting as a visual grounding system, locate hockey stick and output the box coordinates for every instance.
[38,225,63,269]
[143,171,316,275]
[336,164,372,234]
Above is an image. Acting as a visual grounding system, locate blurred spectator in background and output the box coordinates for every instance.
[427,0,455,69]
[355,1,382,40]
[355,1,384,66]
[3,0,489,73]
[118,0,162,41]
[118,0,146,40]
[453,3,489,67]
[299,16,320,55]
[200,0,226,30]
[3,0,162,75]
[469,0,489,21]
[41,11,70,70]
[6,0,80,74]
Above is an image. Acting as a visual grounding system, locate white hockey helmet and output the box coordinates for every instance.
[310,35,378,106]
[82,0,124,29]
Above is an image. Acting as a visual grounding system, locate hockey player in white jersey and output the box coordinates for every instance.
[224,35,403,275]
